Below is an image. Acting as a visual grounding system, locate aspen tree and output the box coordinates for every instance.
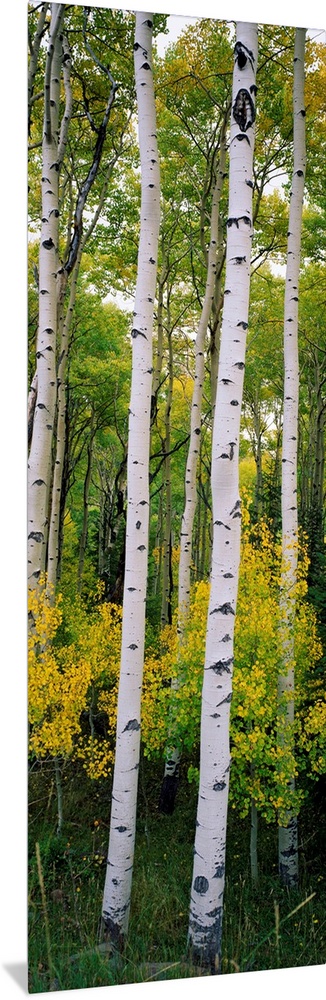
[188,22,258,970]
[45,6,121,590]
[101,12,160,946]
[159,127,228,813]
[28,4,65,587]
[47,162,114,590]
[278,27,306,888]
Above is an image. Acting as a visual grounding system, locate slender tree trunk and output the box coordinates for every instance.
[188,23,258,970]
[47,158,117,590]
[28,4,65,587]
[159,142,227,813]
[77,408,96,592]
[161,302,173,627]
[152,489,163,597]
[101,12,160,947]
[278,28,306,889]
[151,260,166,423]
[252,399,263,520]
[54,756,63,836]
[309,349,326,572]
[210,122,228,413]
[47,257,79,591]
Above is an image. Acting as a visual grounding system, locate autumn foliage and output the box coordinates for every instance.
[28,503,323,829]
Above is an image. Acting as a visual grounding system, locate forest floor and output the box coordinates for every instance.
[28,755,326,993]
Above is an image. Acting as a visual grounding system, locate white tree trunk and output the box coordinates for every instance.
[47,112,117,589]
[278,27,306,889]
[101,12,160,947]
[160,137,227,808]
[188,22,258,970]
[28,4,65,587]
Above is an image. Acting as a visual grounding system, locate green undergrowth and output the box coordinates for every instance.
[28,757,326,993]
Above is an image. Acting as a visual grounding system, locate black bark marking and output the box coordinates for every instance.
[235,44,247,68]
[123,719,140,732]
[210,603,235,616]
[194,875,209,895]
[213,863,225,879]
[128,643,138,650]
[230,399,239,406]
[131,328,147,339]
[28,531,44,543]
[234,40,254,68]
[233,361,245,370]
[141,62,151,70]
[42,238,55,250]
[137,544,146,551]
[213,780,226,791]
[237,320,248,329]
[236,133,250,144]
[116,826,127,833]
[214,520,231,530]
[280,844,297,858]
[209,658,233,674]
[33,479,46,486]
[221,633,231,642]
[230,500,241,516]
[217,691,232,707]
[136,521,141,529]
[227,216,251,228]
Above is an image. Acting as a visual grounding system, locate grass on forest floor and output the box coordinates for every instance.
[28,757,326,993]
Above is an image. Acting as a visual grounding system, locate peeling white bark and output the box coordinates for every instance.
[278,27,306,889]
[101,12,160,946]
[188,22,258,970]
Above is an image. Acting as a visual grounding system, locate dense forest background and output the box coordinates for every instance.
[2,0,326,998]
